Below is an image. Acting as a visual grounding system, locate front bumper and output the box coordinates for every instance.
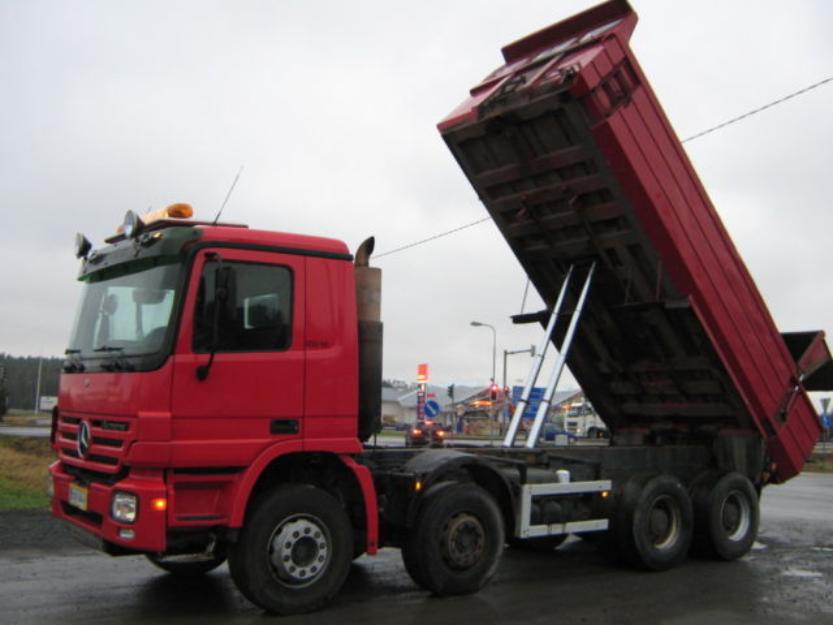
[49,461,168,553]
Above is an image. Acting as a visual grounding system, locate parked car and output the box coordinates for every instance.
[541,423,578,445]
[405,420,449,447]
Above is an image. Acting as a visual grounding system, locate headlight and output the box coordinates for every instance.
[111,492,138,524]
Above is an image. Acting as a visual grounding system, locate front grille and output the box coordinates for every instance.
[58,414,133,476]
[88,453,119,466]
[64,462,127,486]
[93,436,123,448]
[93,419,129,432]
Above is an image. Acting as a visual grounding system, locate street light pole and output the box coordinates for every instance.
[34,357,43,413]
[502,345,536,430]
[502,344,536,391]
[471,320,498,440]
[470,321,496,383]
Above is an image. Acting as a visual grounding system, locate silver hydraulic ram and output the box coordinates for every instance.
[502,265,575,447]
[525,262,596,449]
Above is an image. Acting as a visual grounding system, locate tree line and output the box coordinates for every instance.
[0,354,63,414]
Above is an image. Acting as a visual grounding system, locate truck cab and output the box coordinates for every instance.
[51,207,378,559]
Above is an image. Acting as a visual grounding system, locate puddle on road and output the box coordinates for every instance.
[781,568,824,579]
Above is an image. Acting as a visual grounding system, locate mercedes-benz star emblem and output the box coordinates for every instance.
[77,421,91,458]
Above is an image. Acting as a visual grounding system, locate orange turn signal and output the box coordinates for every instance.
[151,497,168,512]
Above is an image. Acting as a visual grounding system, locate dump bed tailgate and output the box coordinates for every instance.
[439,0,826,481]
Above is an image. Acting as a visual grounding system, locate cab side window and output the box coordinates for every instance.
[193,260,292,352]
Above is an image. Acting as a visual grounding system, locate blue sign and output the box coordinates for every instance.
[512,386,546,419]
[822,413,832,430]
[424,400,441,418]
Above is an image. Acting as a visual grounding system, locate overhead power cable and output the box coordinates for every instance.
[680,74,833,144]
[373,217,492,259]
[374,74,833,260]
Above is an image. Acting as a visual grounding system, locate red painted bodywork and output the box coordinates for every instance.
[50,225,378,554]
[438,0,824,482]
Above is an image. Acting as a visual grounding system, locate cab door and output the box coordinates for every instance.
[170,247,305,466]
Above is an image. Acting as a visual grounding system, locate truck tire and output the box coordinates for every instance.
[692,472,759,561]
[145,551,226,577]
[400,481,455,589]
[615,474,693,571]
[402,483,503,595]
[228,484,353,615]
[401,535,427,588]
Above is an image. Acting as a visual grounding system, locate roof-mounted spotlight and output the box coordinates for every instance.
[75,233,92,259]
[122,210,143,239]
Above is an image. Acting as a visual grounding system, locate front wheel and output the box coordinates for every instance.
[402,483,504,595]
[228,484,353,615]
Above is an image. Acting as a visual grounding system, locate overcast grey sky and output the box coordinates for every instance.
[1,0,832,389]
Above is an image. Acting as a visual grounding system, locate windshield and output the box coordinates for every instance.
[68,262,181,358]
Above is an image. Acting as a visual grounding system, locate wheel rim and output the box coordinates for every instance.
[720,490,751,542]
[648,495,681,551]
[268,514,331,587]
[441,512,485,570]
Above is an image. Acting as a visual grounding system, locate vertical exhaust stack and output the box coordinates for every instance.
[355,237,383,441]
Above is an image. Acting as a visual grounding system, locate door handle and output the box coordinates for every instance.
[270,419,299,435]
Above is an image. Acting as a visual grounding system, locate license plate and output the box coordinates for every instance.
[68,483,88,511]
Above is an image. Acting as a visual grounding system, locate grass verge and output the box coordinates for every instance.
[804,453,833,474]
[0,410,48,426]
[0,437,54,510]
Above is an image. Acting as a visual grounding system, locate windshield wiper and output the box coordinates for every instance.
[94,346,135,371]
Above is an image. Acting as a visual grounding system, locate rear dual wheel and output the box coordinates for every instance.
[692,472,759,560]
[615,474,693,571]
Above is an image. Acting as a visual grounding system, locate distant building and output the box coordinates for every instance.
[380,383,604,437]
[380,384,482,425]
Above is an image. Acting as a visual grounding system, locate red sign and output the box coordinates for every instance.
[417,363,429,383]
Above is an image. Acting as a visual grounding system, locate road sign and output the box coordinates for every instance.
[39,396,57,412]
[512,386,546,419]
[425,400,440,418]
[823,413,832,430]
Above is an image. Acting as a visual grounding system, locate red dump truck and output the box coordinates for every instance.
[49,0,830,615]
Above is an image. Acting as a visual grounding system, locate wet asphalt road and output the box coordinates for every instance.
[1,473,831,625]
